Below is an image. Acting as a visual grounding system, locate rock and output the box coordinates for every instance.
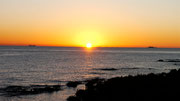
[174,63,180,66]
[1,85,61,96]
[158,59,180,62]
[66,81,82,88]
[94,68,118,71]
[67,69,180,101]
[67,96,79,101]
[158,59,164,62]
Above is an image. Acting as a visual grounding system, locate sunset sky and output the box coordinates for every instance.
[0,0,180,48]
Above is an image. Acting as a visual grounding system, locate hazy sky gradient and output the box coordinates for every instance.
[0,0,180,47]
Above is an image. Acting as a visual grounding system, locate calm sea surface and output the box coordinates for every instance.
[0,46,180,101]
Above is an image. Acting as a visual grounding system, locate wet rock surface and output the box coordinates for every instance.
[0,85,61,96]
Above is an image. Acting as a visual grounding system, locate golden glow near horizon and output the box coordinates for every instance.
[0,0,180,48]
[74,30,106,47]
[86,43,92,48]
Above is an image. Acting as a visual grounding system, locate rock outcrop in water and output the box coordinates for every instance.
[158,59,180,62]
[67,69,180,101]
[93,68,118,71]
[66,81,82,88]
[0,85,61,96]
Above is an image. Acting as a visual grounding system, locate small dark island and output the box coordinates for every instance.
[28,45,36,47]
[147,46,156,48]
[67,69,180,101]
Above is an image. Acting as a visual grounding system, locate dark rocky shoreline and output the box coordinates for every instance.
[67,69,180,101]
[0,85,61,96]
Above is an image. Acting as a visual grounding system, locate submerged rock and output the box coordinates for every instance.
[157,59,164,62]
[93,68,118,71]
[158,59,180,62]
[1,85,61,96]
[174,63,180,66]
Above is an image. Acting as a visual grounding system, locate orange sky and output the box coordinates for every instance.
[0,0,180,48]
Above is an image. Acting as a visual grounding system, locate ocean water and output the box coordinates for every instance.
[0,46,180,101]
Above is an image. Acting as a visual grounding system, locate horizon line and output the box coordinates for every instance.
[0,45,179,48]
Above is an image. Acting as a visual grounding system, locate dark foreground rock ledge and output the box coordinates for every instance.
[67,69,180,101]
[0,85,61,96]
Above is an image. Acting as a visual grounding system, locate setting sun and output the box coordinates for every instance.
[86,43,92,48]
